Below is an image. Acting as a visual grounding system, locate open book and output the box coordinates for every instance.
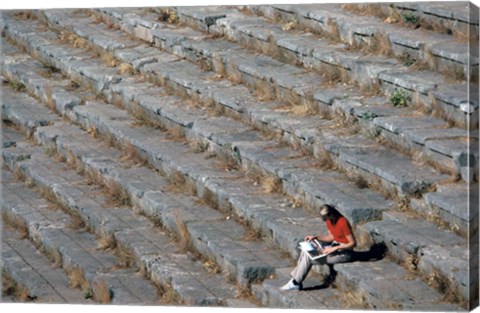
[298,239,329,261]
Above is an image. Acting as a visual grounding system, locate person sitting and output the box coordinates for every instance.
[280,204,356,291]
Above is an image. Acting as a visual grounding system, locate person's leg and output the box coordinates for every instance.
[323,250,354,285]
[290,250,314,284]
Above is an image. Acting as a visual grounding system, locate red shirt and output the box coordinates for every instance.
[326,217,352,244]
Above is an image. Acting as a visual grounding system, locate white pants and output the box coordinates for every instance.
[290,249,353,283]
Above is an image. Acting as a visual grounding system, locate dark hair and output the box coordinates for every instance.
[319,204,343,225]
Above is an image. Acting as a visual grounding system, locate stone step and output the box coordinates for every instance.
[342,2,479,41]
[78,8,478,183]
[0,84,60,136]
[364,211,470,303]
[1,167,160,305]
[13,11,462,197]
[4,10,471,242]
[411,183,479,238]
[3,145,240,306]
[0,9,472,310]
[1,15,393,228]
[2,225,90,304]
[0,85,295,292]
[334,259,462,310]
[245,4,477,83]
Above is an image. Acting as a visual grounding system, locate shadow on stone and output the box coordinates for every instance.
[351,242,388,262]
[302,243,387,291]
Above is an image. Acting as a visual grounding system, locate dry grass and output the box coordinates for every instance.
[97,230,117,251]
[59,31,90,50]
[117,62,134,75]
[337,288,368,309]
[260,175,282,194]
[159,283,182,304]
[212,54,226,78]
[202,257,222,274]
[2,212,29,239]
[100,52,118,68]
[173,210,193,254]
[318,62,350,86]
[12,166,27,183]
[165,126,187,143]
[13,10,36,20]
[93,281,112,304]
[103,179,130,207]
[44,246,63,269]
[1,272,31,301]
[66,267,90,291]
[157,8,179,24]
[314,146,335,170]
[7,79,26,92]
[227,62,243,85]
[44,84,57,113]
[253,79,276,102]
[405,254,419,275]
[190,140,209,153]
[114,242,136,268]
[120,142,147,167]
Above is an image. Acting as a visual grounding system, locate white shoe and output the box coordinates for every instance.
[280,279,301,291]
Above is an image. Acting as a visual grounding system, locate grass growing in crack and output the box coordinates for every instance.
[120,142,148,167]
[92,281,112,304]
[389,89,411,107]
[2,213,29,239]
[173,210,194,254]
[212,54,226,78]
[104,179,130,207]
[253,79,276,102]
[1,272,31,301]
[66,267,90,291]
[7,79,26,92]
[159,283,182,304]
[202,257,222,274]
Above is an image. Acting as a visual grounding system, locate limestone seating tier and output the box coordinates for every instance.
[0,16,393,229]
[371,2,479,38]
[1,72,462,312]
[85,7,478,182]
[3,142,242,306]
[170,4,479,129]
[2,223,91,304]
[14,7,468,234]
[0,9,472,308]
[242,3,478,81]
[1,164,161,305]
[18,9,464,197]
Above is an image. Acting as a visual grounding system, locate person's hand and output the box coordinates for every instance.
[322,246,337,254]
[304,235,315,242]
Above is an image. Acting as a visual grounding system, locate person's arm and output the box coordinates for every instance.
[322,234,356,254]
[305,231,334,243]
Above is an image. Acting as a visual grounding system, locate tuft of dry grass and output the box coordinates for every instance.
[100,52,118,68]
[253,79,276,102]
[260,175,282,194]
[93,281,112,304]
[13,10,36,20]
[202,257,222,274]
[118,63,134,75]
[2,212,29,239]
[173,210,192,254]
[212,54,226,78]
[114,242,136,268]
[337,288,368,309]
[190,140,209,153]
[405,253,419,275]
[159,283,182,304]
[1,272,31,301]
[120,142,147,167]
[66,267,90,291]
[44,84,57,113]
[157,8,179,24]
[97,230,117,251]
[104,179,130,207]
[227,62,243,85]
[314,146,335,170]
